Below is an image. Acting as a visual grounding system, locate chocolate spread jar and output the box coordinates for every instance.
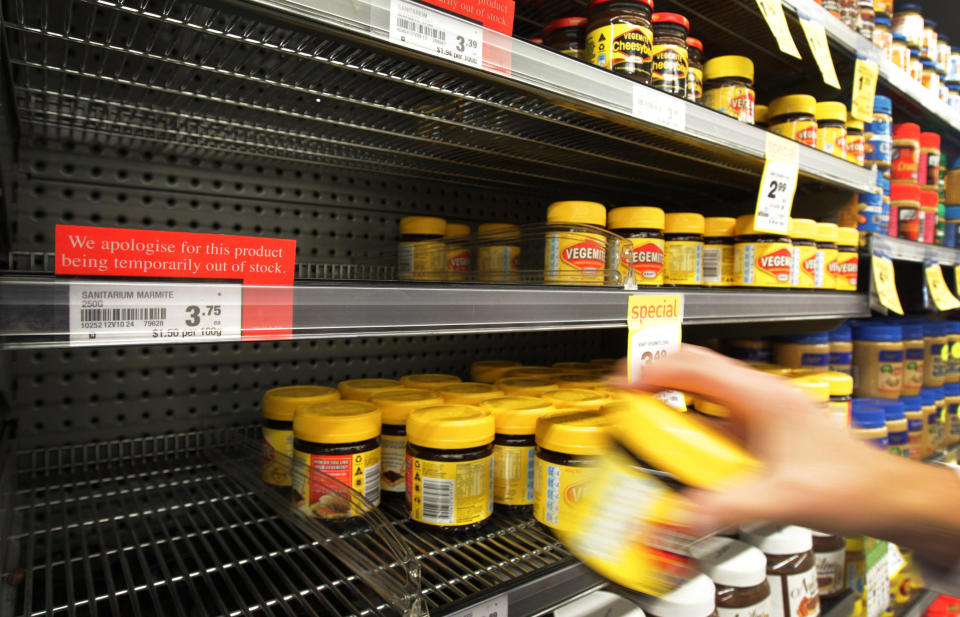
[691,537,772,617]
[740,524,820,617]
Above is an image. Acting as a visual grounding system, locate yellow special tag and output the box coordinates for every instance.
[872,255,903,315]
[756,0,801,59]
[754,133,799,234]
[799,15,840,89]
[926,264,960,311]
[627,295,683,383]
[851,58,879,122]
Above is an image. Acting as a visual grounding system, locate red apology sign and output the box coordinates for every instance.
[55,226,296,285]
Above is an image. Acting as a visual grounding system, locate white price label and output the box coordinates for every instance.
[754,133,799,234]
[69,283,242,345]
[653,389,686,411]
[632,84,686,132]
[389,0,482,68]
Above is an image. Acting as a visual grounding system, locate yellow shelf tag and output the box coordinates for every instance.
[851,58,879,122]
[756,0,802,59]
[754,133,799,234]
[925,263,960,311]
[799,14,840,89]
[871,255,903,315]
[627,295,683,389]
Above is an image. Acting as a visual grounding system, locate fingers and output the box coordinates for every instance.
[683,477,811,536]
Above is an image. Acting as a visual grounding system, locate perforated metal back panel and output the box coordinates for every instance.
[11,329,626,447]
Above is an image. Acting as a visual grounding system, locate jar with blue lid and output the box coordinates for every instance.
[829,323,853,374]
[901,320,925,396]
[850,406,889,449]
[852,324,903,399]
[866,95,893,170]
[902,395,924,459]
[943,205,960,248]
[773,332,830,369]
[853,398,908,456]
[919,387,943,457]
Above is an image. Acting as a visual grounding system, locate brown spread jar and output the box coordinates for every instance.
[636,573,719,617]
[741,524,820,617]
[811,532,846,598]
[902,322,925,397]
[691,537,772,617]
[852,323,903,399]
[586,0,654,83]
[543,17,588,60]
[774,333,830,370]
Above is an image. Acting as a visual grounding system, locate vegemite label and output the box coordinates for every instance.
[561,239,607,270]
[587,24,652,79]
[629,241,665,278]
[756,247,792,282]
[650,44,688,93]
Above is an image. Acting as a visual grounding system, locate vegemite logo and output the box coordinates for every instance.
[796,125,818,144]
[756,248,792,282]
[630,242,664,276]
[562,240,606,270]
[612,27,652,65]
[835,257,857,283]
[801,255,818,279]
[651,46,687,84]
[511,253,521,270]
[447,250,470,272]
[564,482,587,505]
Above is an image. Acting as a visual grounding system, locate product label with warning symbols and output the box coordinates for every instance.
[587,23,652,79]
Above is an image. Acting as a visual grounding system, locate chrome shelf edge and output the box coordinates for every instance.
[868,234,960,265]
[241,0,875,193]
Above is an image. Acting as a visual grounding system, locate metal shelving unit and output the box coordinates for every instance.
[868,234,960,266]
[0,277,871,349]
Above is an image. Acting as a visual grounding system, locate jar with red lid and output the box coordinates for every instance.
[920,190,939,244]
[650,12,689,96]
[543,17,588,60]
[685,37,704,103]
[586,0,654,83]
[919,132,942,190]
[893,183,922,241]
[892,123,921,184]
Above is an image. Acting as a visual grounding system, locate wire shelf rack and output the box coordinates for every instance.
[5,427,575,617]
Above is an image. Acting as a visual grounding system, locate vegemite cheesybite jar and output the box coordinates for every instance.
[480,396,555,511]
[545,201,608,285]
[686,37,704,103]
[543,17,588,60]
[406,405,495,531]
[262,385,340,487]
[292,400,381,519]
[650,12,689,96]
[703,55,755,124]
[586,0,654,83]
[369,388,443,495]
[607,206,665,286]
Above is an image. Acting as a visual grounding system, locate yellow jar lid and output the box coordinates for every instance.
[735,214,786,236]
[554,373,607,389]
[768,94,817,119]
[693,397,730,418]
[478,222,520,238]
[407,405,495,449]
[791,370,854,396]
[495,377,559,396]
[607,206,665,231]
[541,388,612,411]
[754,104,768,124]
[262,385,340,422]
[470,360,522,383]
[664,212,705,235]
[790,218,818,241]
[400,373,463,390]
[789,377,831,403]
[338,378,405,401]
[752,363,794,376]
[704,217,737,238]
[445,223,471,239]
[503,366,562,379]
[703,55,754,82]
[816,222,839,243]
[546,201,607,226]
[400,216,446,236]
[535,409,610,455]
[552,361,597,373]
[370,388,444,425]
[593,385,627,400]
[846,120,864,131]
[480,396,556,434]
[436,382,505,404]
[836,227,859,247]
[815,101,847,122]
[293,400,380,444]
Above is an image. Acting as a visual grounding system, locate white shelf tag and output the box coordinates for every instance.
[69,283,243,345]
[754,133,799,234]
[389,0,483,68]
[632,84,686,132]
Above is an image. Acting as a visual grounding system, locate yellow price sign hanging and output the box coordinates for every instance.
[851,57,879,122]
[755,0,802,59]
[925,263,960,311]
[627,295,684,409]
[871,255,903,315]
[798,14,840,89]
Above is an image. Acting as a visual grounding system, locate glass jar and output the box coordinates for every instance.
[685,36,704,103]
[543,17,588,60]
[812,531,848,597]
[586,0,655,83]
[892,122,921,184]
[865,95,893,170]
[734,214,792,288]
[790,218,819,289]
[892,4,924,48]
[774,332,830,369]
[846,120,865,166]
[922,59,940,92]
[923,321,949,388]
[858,1,875,39]
[909,48,923,81]
[768,94,818,147]
[607,206,665,286]
[830,323,853,375]
[741,524,819,617]
[755,104,769,128]
[816,222,839,290]
[262,386,341,489]
[544,201,607,285]
[370,388,443,494]
[815,101,847,158]
[650,12,689,96]
[920,190,939,244]
[919,132,941,190]
[891,34,910,70]
[852,323,903,399]
[902,323,926,398]
[922,18,937,60]
[873,16,893,60]
[703,55,755,124]
[892,183,921,241]
[664,212,705,286]
[851,406,890,448]
[834,227,859,291]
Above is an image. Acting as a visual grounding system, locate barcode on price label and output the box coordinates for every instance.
[69,282,242,345]
[389,0,483,68]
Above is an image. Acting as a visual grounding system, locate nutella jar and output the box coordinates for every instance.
[691,537,772,617]
[636,573,719,617]
[740,524,820,617]
[811,532,846,598]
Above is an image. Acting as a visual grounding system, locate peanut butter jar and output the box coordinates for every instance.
[852,323,903,399]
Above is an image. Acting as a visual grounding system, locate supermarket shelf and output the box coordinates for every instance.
[0,276,871,348]
[822,591,856,617]
[868,234,960,266]
[899,590,937,617]
[7,428,593,617]
[0,0,875,198]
